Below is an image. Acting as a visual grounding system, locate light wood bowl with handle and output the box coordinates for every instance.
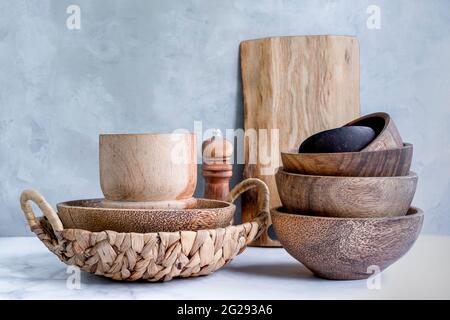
[99,133,197,208]
[344,112,403,151]
[281,143,413,177]
[275,169,417,218]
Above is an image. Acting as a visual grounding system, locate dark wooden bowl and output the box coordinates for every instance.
[275,169,417,218]
[282,143,413,177]
[271,206,424,280]
[298,126,376,153]
[57,198,235,233]
[344,112,403,151]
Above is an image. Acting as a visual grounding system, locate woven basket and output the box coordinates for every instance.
[20,178,269,282]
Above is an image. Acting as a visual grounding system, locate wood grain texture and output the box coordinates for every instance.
[99,133,197,204]
[100,198,198,209]
[57,198,235,233]
[202,136,233,201]
[282,143,413,177]
[345,112,403,151]
[271,206,424,280]
[275,169,417,218]
[240,35,360,246]
[202,167,233,201]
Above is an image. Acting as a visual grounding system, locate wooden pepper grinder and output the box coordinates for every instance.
[202,129,233,201]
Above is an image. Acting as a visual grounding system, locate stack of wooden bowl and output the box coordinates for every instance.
[271,113,424,280]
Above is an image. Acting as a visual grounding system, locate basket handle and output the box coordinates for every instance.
[226,178,269,223]
[20,189,64,232]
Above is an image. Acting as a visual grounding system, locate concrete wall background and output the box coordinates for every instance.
[1,0,449,236]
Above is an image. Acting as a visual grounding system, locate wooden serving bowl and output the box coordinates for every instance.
[281,143,413,177]
[100,133,197,206]
[275,169,417,218]
[344,112,403,151]
[271,206,424,280]
[57,198,235,233]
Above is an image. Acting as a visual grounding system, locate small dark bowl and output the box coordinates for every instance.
[298,126,376,153]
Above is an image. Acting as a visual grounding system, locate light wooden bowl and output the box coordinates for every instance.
[99,133,197,205]
[56,198,235,233]
[275,169,417,218]
[281,143,413,177]
[344,112,403,151]
[271,206,424,280]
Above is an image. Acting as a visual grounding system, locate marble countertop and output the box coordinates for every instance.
[1,235,449,300]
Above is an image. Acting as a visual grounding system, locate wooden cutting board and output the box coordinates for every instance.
[240,35,360,247]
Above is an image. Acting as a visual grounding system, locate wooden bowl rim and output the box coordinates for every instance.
[282,142,412,157]
[344,111,390,132]
[271,206,424,222]
[276,168,417,180]
[57,198,234,212]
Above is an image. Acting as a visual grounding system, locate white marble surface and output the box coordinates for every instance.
[1,235,449,300]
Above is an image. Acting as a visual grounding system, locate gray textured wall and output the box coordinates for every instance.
[1,0,449,236]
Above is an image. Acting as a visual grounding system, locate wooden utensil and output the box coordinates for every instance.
[275,169,417,218]
[240,35,360,246]
[271,206,424,280]
[99,133,197,207]
[202,131,233,201]
[298,126,376,153]
[57,198,235,233]
[282,143,413,177]
[344,112,403,151]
